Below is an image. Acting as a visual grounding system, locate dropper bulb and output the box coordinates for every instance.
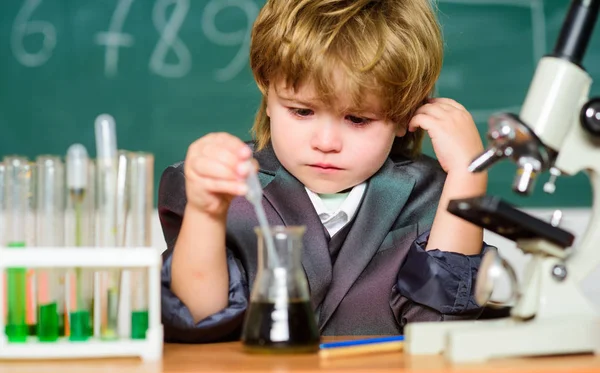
[94,114,117,160]
[67,144,89,190]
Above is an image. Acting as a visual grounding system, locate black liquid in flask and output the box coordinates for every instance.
[241,226,320,353]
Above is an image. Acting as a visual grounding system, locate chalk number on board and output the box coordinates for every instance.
[10,0,258,81]
[11,0,57,68]
[201,0,258,82]
[94,0,136,78]
[149,0,191,78]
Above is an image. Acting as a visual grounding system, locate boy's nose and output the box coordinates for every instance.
[311,122,342,153]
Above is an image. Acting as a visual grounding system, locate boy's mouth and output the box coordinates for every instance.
[309,163,342,170]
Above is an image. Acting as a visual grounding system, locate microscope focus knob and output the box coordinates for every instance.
[580,98,600,137]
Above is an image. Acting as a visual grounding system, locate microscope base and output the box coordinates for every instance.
[405,316,600,363]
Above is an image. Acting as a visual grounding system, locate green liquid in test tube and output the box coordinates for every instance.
[3,156,31,342]
[131,311,148,339]
[37,303,59,341]
[69,310,91,340]
[6,242,27,342]
[128,153,154,339]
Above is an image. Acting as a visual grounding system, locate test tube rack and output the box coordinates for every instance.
[0,246,163,361]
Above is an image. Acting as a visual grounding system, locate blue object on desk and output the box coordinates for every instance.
[319,335,405,349]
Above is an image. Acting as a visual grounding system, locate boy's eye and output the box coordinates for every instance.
[346,115,372,125]
[289,108,314,117]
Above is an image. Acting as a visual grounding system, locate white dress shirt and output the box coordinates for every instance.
[305,182,367,237]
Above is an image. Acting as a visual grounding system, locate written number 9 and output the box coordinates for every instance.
[201,0,259,82]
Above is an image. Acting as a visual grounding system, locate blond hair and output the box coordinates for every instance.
[250,0,443,158]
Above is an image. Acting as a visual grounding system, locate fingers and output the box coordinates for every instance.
[409,98,471,133]
[190,156,241,181]
[428,97,467,111]
[191,132,252,161]
[185,133,256,197]
[408,113,437,132]
[207,132,252,157]
[408,103,449,132]
[198,142,249,178]
[197,177,248,196]
[414,103,449,120]
[189,133,251,172]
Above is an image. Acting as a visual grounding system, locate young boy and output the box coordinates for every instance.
[159,0,491,342]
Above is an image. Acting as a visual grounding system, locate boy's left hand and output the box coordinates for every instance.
[408,98,484,174]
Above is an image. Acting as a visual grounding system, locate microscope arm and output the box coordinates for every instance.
[554,122,600,283]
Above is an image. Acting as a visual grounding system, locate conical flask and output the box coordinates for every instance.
[241,225,320,353]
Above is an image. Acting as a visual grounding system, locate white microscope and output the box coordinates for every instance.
[405,0,600,362]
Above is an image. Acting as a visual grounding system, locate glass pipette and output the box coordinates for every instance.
[245,162,278,268]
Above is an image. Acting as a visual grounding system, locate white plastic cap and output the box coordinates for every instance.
[67,144,88,189]
[94,114,117,160]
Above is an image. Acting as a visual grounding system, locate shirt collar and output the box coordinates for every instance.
[305,182,367,225]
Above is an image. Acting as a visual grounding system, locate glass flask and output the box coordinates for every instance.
[241,225,320,353]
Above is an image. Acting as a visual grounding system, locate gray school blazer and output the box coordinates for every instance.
[159,143,491,343]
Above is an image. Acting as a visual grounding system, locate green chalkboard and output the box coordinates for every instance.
[0,0,598,207]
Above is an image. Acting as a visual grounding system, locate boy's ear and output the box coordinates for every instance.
[395,125,407,137]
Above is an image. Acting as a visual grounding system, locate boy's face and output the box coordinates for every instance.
[267,78,406,194]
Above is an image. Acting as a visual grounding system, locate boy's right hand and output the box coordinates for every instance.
[184,133,254,218]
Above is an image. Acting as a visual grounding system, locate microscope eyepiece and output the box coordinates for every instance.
[552,0,600,66]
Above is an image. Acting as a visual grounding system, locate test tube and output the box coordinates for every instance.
[0,161,5,245]
[128,152,153,339]
[3,156,30,342]
[23,161,38,336]
[1,161,5,329]
[65,145,94,341]
[35,156,65,342]
[116,151,130,247]
[116,150,131,338]
[94,114,120,340]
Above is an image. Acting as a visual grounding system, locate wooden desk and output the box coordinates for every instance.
[1,339,600,373]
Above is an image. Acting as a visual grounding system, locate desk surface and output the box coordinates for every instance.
[1,339,600,373]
